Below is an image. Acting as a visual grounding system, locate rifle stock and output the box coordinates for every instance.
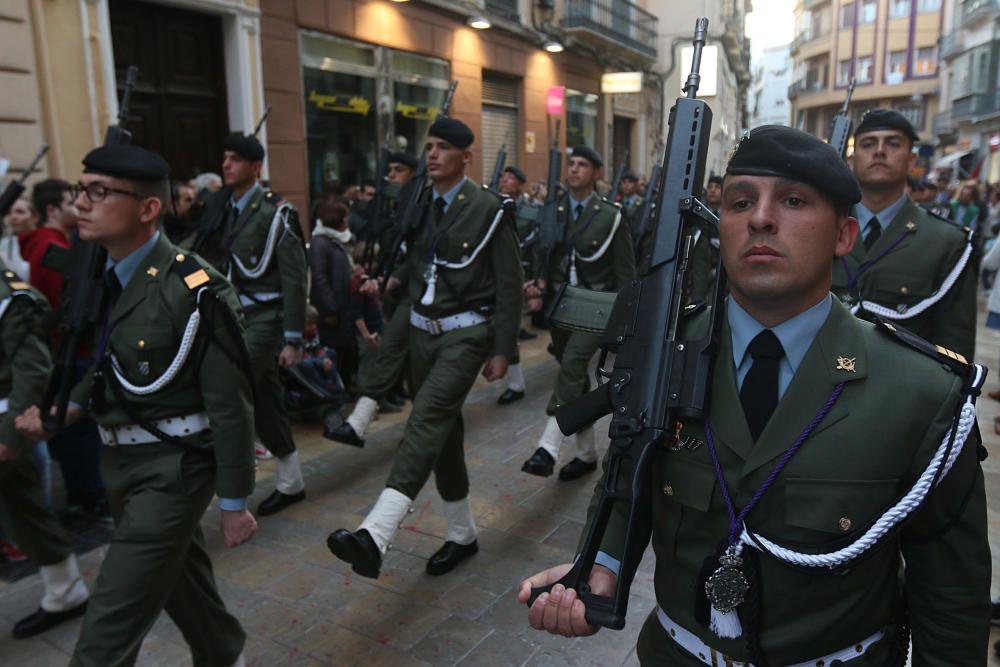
[375,80,458,283]
[0,145,49,219]
[526,18,724,630]
[44,66,140,429]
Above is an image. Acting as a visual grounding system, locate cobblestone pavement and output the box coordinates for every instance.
[4,304,1000,666]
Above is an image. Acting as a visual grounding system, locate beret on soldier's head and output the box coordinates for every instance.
[707,174,724,186]
[222,133,265,161]
[388,151,419,169]
[82,145,170,180]
[569,145,603,168]
[428,118,474,149]
[726,125,861,206]
[504,165,527,183]
[622,170,638,182]
[854,109,920,143]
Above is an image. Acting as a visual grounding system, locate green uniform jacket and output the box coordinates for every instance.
[394,178,522,359]
[542,194,636,292]
[226,186,308,335]
[832,199,976,360]
[71,235,256,500]
[582,298,989,665]
[0,262,51,451]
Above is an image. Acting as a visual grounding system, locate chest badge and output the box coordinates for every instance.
[146,266,159,277]
[835,356,857,373]
[905,221,916,232]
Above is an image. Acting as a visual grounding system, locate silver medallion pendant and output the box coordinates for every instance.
[704,547,749,613]
[137,360,151,377]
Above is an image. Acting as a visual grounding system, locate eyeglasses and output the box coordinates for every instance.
[70,182,151,203]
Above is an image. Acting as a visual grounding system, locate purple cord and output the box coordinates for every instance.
[704,382,846,545]
[844,231,909,290]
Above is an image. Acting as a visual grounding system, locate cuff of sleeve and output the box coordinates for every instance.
[218,497,248,511]
[284,331,303,340]
[594,551,622,577]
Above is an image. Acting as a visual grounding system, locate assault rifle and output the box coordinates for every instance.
[609,148,630,204]
[0,145,49,219]
[488,144,506,193]
[43,66,140,429]
[375,80,458,283]
[360,146,391,273]
[630,147,664,255]
[530,118,563,282]
[527,18,724,630]
[828,78,855,158]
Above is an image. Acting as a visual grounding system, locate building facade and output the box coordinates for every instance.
[751,45,793,127]
[647,0,752,178]
[789,0,945,170]
[934,0,1000,183]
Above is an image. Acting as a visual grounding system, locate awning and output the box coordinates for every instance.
[934,149,973,171]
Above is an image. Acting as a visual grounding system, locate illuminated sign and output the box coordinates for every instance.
[308,90,371,115]
[601,72,643,94]
[395,101,440,120]
[546,86,566,115]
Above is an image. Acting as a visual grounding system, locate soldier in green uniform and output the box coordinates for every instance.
[619,170,643,217]
[519,125,989,665]
[0,264,90,639]
[835,109,976,360]
[217,134,310,516]
[522,145,635,481]
[326,118,522,578]
[497,164,537,406]
[18,144,257,667]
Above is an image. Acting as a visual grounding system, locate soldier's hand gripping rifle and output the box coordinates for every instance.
[375,80,458,284]
[631,146,664,254]
[526,19,724,630]
[42,66,140,430]
[609,148,630,204]
[828,78,855,159]
[0,145,49,219]
[488,144,507,193]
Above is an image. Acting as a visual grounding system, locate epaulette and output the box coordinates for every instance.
[921,204,966,230]
[875,317,968,374]
[1,270,32,294]
[171,253,212,291]
[683,300,708,317]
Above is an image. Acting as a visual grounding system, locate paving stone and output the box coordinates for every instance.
[407,615,493,664]
[454,629,539,666]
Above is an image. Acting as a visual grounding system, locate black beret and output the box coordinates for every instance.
[707,174,724,186]
[569,145,603,168]
[222,133,265,161]
[388,151,418,169]
[854,109,919,143]
[504,165,527,183]
[726,125,861,205]
[428,118,474,149]
[82,145,170,180]
[622,170,638,181]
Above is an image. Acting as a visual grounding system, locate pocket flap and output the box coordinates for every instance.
[661,456,718,513]
[785,477,899,535]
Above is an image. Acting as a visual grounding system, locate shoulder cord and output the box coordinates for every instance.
[228,202,292,281]
[851,231,973,321]
[431,204,510,270]
[575,209,622,264]
[737,363,984,569]
[109,288,206,395]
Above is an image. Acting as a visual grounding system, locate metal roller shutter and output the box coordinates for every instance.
[481,72,520,185]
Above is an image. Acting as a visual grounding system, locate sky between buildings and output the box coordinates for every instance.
[746,0,797,62]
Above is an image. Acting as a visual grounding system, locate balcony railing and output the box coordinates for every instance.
[939,31,963,59]
[932,111,956,136]
[788,78,827,99]
[960,0,1000,26]
[561,0,658,59]
[951,90,1000,120]
[485,0,519,20]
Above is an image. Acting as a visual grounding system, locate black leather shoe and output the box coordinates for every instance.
[521,448,555,477]
[324,422,365,447]
[13,602,88,639]
[426,540,478,576]
[497,389,525,405]
[326,528,382,578]
[558,457,598,481]
[519,328,537,341]
[257,489,306,517]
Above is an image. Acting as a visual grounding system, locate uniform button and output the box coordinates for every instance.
[663,484,673,496]
[816,661,825,667]
[855,644,864,652]
[900,286,909,295]
[838,516,852,531]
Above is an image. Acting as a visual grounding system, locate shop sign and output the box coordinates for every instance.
[395,101,440,120]
[308,90,370,115]
[546,86,566,116]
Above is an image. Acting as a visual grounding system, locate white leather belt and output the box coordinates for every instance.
[409,310,488,336]
[239,292,281,308]
[656,608,883,667]
[98,412,211,446]
[0,397,8,415]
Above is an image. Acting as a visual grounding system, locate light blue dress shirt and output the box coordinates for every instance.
[230,181,261,214]
[568,192,594,219]
[855,193,909,239]
[433,177,468,214]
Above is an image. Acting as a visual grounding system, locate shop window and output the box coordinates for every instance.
[566,89,599,149]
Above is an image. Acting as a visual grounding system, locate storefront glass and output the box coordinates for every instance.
[566,89,599,148]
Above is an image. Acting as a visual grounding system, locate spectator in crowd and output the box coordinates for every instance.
[19,180,74,307]
[358,179,376,203]
[530,181,548,206]
[294,305,346,401]
[163,180,198,244]
[310,201,360,392]
[0,198,35,280]
[951,181,981,227]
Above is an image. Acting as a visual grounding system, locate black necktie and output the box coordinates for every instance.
[434,197,446,225]
[106,268,123,308]
[574,203,584,222]
[864,217,881,251]
[739,330,784,442]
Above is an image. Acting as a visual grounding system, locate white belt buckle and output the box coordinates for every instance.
[101,426,119,447]
[427,318,443,336]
